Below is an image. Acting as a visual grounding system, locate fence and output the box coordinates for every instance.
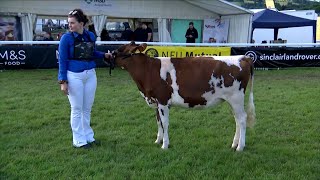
[1,41,320,70]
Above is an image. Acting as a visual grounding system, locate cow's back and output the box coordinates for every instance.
[159,56,252,107]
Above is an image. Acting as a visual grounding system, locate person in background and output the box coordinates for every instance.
[134,22,152,42]
[134,22,144,42]
[5,30,15,41]
[43,31,54,41]
[58,8,112,149]
[145,23,153,42]
[56,32,64,41]
[100,29,111,41]
[250,39,256,47]
[120,22,134,41]
[185,22,198,43]
[88,24,97,37]
[260,40,268,48]
[208,37,216,43]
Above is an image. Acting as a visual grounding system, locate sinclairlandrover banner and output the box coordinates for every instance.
[231,47,320,68]
[143,46,231,58]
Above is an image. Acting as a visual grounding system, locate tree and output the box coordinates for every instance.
[224,0,320,13]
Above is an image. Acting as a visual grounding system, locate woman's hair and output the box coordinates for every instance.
[68,9,89,26]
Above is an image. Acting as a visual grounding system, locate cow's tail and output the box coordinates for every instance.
[246,58,256,128]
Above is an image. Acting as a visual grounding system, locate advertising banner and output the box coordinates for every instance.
[202,19,229,43]
[143,46,231,58]
[0,45,119,70]
[1,45,319,70]
[231,47,320,68]
[80,0,114,10]
[0,16,21,41]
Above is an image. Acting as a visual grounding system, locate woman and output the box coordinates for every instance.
[58,9,112,149]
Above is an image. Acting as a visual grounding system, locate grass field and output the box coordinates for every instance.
[1,68,320,179]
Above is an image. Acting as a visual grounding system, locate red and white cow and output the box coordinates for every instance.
[111,42,256,151]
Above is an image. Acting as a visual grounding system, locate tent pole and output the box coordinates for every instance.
[313,20,316,43]
[274,28,279,41]
[250,28,255,43]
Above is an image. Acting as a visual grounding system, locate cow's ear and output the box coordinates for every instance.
[139,43,147,52]
[132,43,147,53]
[130,41,135,45]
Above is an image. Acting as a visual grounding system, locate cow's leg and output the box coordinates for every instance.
[157,104,170,149]
[155,109,163,144]
[227,95,247,151]
[232,120,240,149]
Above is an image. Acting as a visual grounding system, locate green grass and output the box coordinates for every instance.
[1,68,320,179]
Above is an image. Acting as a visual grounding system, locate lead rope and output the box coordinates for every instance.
[103,50,115,76]
[109,59,115,76]
[104,57,115,76]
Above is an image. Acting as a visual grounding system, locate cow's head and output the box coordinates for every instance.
[115,41,147,56]
[111,41,148,69]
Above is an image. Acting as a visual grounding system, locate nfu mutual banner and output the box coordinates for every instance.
[202,19,229,43]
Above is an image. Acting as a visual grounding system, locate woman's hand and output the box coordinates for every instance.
[60,83,68,95]
[104,53,112,59]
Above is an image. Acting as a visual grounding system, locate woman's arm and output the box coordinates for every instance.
[58,34,69,95]
[58,34,69,82]
[89,31,112,59]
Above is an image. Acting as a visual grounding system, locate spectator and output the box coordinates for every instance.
[185,22,198,43]
[100,29,111,41]
[88,24,97,37]
[146,23,153,42]
[260,40,268,48]
[120,22,134,41]
[43,31,54,41]
[134,22,144,42]
[250,39,256,47]
[208,37,216,43]
[5,30,15,41]
[56,32,64,41]
[134,22,152,42]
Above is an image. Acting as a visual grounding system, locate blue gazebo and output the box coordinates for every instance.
[252,9,317,43]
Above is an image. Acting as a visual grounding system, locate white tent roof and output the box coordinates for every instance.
[0,0,252,19]
[0,0,253,43]
[184,0,252,16]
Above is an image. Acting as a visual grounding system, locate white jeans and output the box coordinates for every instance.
[67,69,97,147]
